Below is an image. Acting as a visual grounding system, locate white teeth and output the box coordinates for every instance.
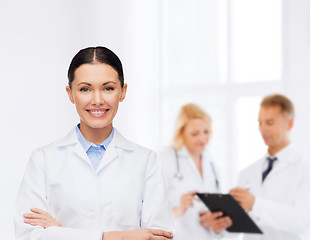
[90,111,106,114]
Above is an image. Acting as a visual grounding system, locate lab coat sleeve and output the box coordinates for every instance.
[140,151,174,233]
[250,169,310,234]
[160,149,179,208]
[14,149,103,240]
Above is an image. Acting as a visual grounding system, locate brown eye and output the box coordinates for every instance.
[191,132,199,137]
[266,120,275,126]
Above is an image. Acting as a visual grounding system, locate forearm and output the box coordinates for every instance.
[15,226,102,240]
[14,213,102,240]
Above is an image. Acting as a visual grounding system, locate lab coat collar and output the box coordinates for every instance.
[177,146,210,163]
[177,147,190,158]
[55,127,134,173]
[266,143,298,165]
[177,146,207,181]
[96,129,135,173]
[263,143,302,182]
[56,127,134,151]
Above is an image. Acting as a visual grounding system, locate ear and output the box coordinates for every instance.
[120,83,127,102]
[66,86,75,104]
[287,118,294,131]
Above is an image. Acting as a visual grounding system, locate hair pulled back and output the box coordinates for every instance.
[67,46,124,88]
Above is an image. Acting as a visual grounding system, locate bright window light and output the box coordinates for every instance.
[235,96,266,171]
[231,0,282,83]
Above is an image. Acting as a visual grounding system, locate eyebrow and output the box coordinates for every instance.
[77,81,117,86]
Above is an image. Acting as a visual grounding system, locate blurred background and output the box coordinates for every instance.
[1,0,310,238]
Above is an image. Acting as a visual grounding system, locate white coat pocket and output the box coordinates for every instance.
[113,176,144,226]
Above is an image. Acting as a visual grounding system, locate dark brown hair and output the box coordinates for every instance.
[67,46,124,88]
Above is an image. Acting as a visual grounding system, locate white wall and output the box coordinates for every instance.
[1,1,81,238]
[284,0,310,156]
[0,1,161,238]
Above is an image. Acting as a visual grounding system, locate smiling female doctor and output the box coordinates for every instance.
[13,46,173,240]
[159,104,232,240]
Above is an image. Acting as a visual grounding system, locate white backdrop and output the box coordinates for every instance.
[0,0,162,238]
[1,0,310,239]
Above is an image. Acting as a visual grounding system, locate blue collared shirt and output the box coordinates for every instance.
[76,124,114,171]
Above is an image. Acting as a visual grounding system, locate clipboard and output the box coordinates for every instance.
[196,193,263,234]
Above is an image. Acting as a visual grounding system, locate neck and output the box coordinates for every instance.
[187,149,203,177]
[268,140,290,156]
[79,122,113,144]
[188,150,202,164]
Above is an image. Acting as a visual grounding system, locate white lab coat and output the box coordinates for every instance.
[238,144,310,240]
[159,147,220,240]
[14,128,173,240]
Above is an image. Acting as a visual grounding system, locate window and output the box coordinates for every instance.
[160,0,283,189]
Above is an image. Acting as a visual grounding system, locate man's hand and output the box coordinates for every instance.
[23,208,62,228]
[103,228,173,240]
[229,187,255,211]
[199,211,232,233]
[172,190,198,217]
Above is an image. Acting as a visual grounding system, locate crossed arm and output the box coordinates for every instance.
[23,209,172,240]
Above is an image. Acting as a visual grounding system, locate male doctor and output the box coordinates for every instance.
[230,94,310,240]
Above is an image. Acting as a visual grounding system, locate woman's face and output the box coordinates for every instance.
[66,63,127,132]
[182,118,211,155]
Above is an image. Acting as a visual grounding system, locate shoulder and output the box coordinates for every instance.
[240,156,264,176]
[158,146,176,166]
[24,128,76,171]
[158,146,175,158]
[112,129,154,156]
[288,145,310,171]
[111,130,161,169]
[31,128,77,153]
[287,144,308,164]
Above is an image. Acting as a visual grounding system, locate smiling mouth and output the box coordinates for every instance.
[87,109,109,117]
[89,110,106,114]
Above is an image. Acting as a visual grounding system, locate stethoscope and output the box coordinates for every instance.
[173,148,220,190]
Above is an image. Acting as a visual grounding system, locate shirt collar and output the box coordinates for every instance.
[75,124,115,152]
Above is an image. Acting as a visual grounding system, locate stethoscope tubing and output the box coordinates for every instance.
[173,148,220,191]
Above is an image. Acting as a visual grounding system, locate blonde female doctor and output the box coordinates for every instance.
[13,46,173,240]
[160,104,231,240]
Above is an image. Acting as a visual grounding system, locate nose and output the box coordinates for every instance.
[91,90,104,106]
[199,134,208,144]
[259,123,267,134]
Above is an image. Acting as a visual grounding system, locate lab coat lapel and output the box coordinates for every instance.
[97,143,119,172]
[59,128,93,168]
[179,147,202,181]
[265,144,297,180]
[96,129,134,173]
[267,160,289,179]
[72,142,93,167]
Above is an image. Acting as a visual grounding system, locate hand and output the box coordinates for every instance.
[103,228,173,240]
[23,208,62,228]
[172,190,198,217]
[229,187,255,211]
[199,211,232,233]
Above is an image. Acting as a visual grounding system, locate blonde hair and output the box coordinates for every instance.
[261,94,295,118]
[173,103,212,150]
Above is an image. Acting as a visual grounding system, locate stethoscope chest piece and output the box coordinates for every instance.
[174,171,183,181]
